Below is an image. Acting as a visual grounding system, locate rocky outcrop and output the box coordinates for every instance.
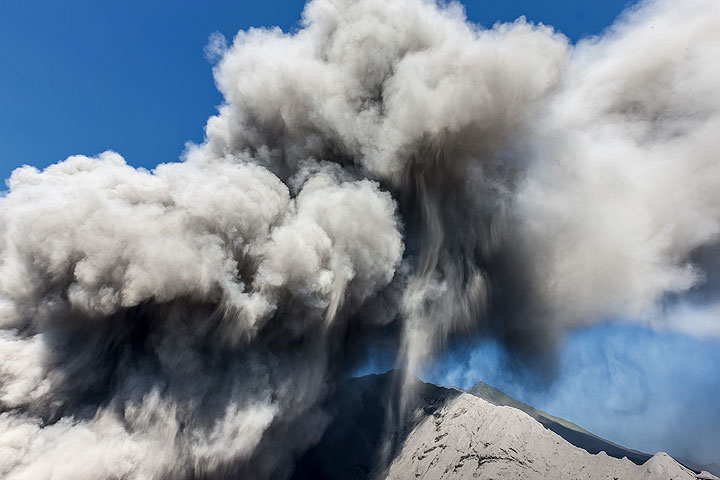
[292,373,705,479]
[386,393,695,480]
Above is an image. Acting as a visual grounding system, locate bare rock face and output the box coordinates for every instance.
[386,393,696,480]
[697,472,720,480]
[293,373,705,480]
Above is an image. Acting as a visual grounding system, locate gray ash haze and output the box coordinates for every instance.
[1,0,719,478]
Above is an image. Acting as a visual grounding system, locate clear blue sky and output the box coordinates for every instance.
[4,0,718,469]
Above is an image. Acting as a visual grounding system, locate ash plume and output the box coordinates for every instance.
[1,0,719,478]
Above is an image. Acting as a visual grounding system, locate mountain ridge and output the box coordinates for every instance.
[291,372,717,479]
[466,381,652,465]
[465,380,719,476]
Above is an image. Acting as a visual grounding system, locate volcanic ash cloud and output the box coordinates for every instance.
[0,0,719,478]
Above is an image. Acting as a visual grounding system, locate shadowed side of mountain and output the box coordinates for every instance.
[291,372,460,480]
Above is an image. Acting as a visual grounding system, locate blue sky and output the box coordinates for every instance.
[0,0,634,182]
[3,0,718,469]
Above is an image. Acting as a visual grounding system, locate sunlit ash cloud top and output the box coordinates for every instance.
[1,0,719,478]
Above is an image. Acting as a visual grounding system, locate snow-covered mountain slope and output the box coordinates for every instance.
[292,372,714,480]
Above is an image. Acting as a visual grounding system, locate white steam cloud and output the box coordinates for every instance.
[0,0,718,478]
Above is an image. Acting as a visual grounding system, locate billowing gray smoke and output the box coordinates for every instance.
[1,0,719,478]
